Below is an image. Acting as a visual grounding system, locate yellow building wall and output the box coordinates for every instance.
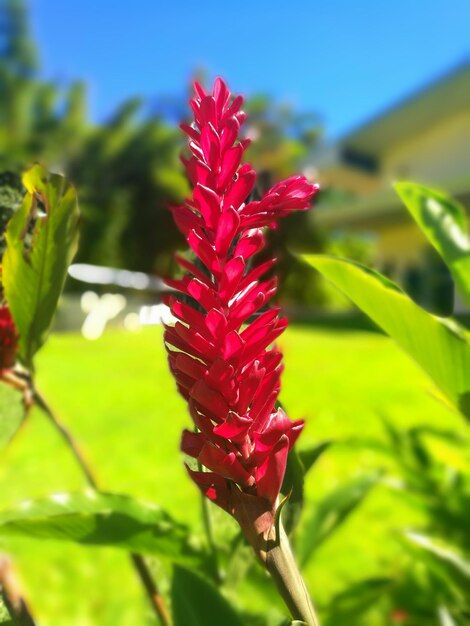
[351,218,428,279]
[377,221,426,266]
[317,165,382,195]
[383,110,470,184]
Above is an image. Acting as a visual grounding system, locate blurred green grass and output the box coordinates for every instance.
[0,325,465,625]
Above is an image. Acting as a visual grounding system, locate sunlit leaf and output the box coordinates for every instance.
[298,471,381,568]
[3,165,79,367]
[171,565,243,626]
[395,182,470,305]
[405,532,470,584]
[0,490,202,565]
[0,382,25,451]
[438,606,457,626]
[302,255,470,419]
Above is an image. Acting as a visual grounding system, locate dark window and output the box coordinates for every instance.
[404,265,423,303]
[341,147,379,173]
[423,249,454,316]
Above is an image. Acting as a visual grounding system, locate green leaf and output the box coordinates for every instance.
[281,442,332,534]
[407,428,431,469]
[171,565,243,626]
[224,535,254,589]
[0,490,202,565]
[302,255,470,419]
[298,471,381,568]
[405,532,470,587]
[0,596,13,625]
[325,577,393,624]
[298,441,332,475]
[3,165,79,367]
[395,182,470,305]
[281,447,305,534]
[0,382,25,451]
[438,606,457,626]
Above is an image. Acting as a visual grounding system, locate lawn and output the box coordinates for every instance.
[0,324,464,625]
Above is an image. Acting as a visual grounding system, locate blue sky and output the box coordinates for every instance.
[29,0,469,138]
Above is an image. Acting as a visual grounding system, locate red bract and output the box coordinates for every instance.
[0,304,18,371]
[164,78,318,541]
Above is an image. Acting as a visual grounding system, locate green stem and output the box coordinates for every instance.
[33,390,96,485]
[197,461,222,583]
[263,520,320,626]
[32,388,171,626]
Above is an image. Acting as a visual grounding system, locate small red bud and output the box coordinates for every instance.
[0,304,18,371]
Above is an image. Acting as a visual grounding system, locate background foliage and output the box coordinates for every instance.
[0,0,324,297]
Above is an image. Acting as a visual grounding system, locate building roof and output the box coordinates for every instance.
[315,172,470,229]
[339,61,470,158]
[314,61,470,228]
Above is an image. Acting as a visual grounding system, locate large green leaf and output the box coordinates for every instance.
[0,490,202,565]
[298,471,381,568]
[171,565,243,626]
[302,255,470,419]
[3,165,79,367]
[0,382,25,451]
[395,182,470,305]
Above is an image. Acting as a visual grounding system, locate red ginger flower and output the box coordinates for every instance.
[164,78,318,542]
[0,304,18,371]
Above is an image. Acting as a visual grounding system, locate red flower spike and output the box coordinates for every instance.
[0,304,18,371]
[164,78,318,543]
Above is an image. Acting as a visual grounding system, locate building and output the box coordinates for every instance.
[313,61,470,313]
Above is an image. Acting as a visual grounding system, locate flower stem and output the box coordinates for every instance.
[197,462,222,583]
[263,520,320,626]
[33,389,96,485]
[130,554,171,625]
[32,388,171,626]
